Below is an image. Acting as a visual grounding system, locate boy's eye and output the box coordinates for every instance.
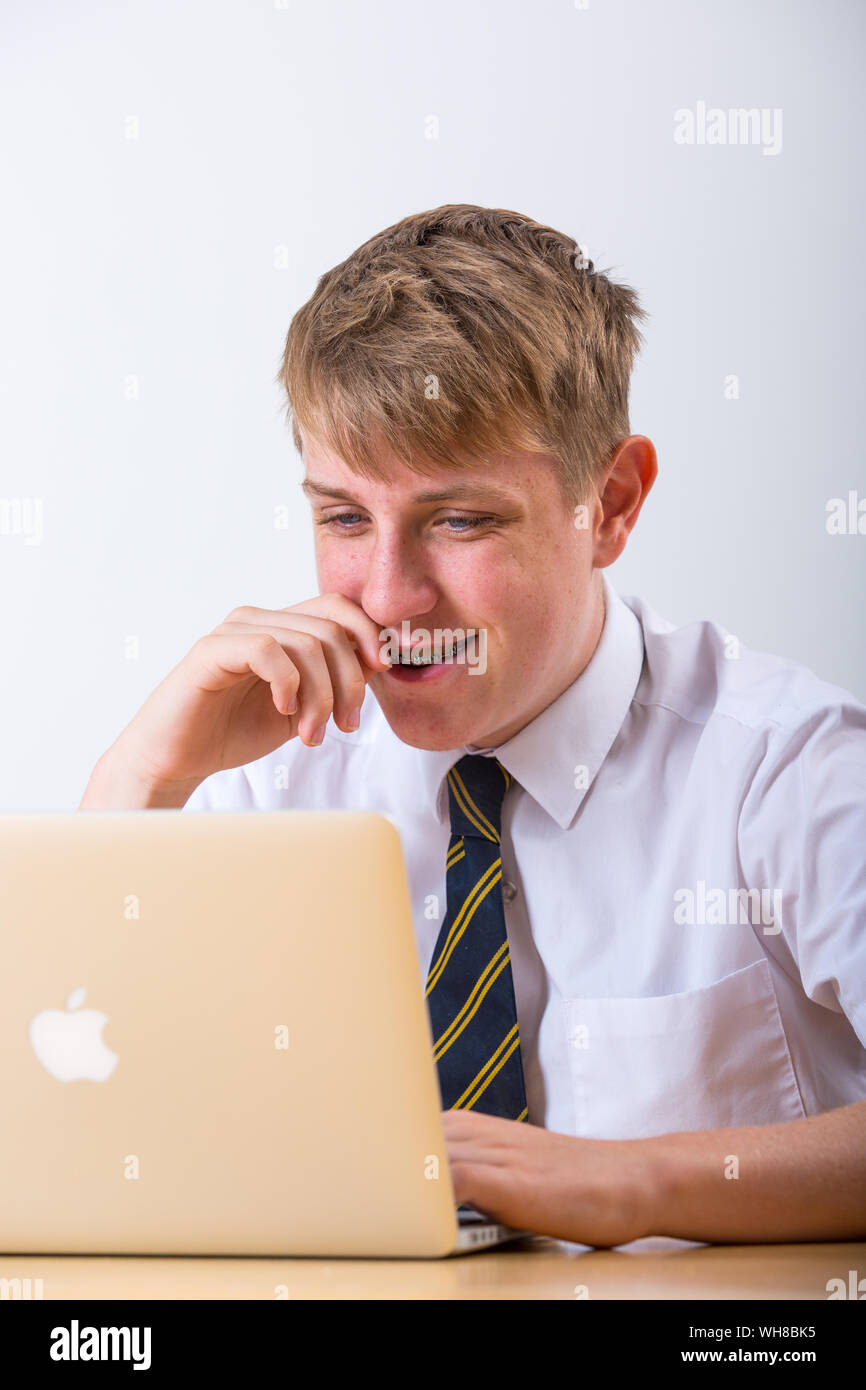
[316,513,495,533]
[317,512,365,528]
[440,515,494,532]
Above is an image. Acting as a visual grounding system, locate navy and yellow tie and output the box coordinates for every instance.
[425,754,529,1122]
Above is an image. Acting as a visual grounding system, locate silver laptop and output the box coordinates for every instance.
[0,810,529,1257]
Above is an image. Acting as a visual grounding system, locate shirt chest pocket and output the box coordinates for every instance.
[562,957,807,1139]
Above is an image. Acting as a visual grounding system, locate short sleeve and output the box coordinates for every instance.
[738,696,866,1050]
[182,764,255,812]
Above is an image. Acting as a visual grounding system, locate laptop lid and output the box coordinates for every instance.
[0,810,460,1257]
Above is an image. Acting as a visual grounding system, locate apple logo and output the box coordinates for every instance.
[28,987,119,1082]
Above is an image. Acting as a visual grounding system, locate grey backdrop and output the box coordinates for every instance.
[1,0,864,809]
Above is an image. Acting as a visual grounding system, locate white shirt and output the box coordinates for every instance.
[183,573,866,1139]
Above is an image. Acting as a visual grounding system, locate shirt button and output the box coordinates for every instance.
[502,880,518,903]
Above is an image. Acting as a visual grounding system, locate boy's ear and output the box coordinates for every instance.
[592,436,657,567]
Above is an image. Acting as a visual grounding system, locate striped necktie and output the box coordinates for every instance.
[425,754,528,1122]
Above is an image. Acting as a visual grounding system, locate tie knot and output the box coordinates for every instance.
[446,754,512,842]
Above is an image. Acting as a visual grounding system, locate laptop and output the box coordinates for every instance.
[0,810,529,1257]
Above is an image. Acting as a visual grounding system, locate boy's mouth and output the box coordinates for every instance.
[397,636,469,666]
[383,636,472,684]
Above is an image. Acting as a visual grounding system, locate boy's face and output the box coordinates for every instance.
[301,432,606,750]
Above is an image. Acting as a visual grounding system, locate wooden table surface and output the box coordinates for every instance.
[4,1237,864,1300]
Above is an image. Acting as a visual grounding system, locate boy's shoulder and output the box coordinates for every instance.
[620,587,866,747]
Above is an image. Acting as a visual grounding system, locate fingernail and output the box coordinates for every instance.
[311,724,326,745]
[286,696,297,714]
[346,708,360,730]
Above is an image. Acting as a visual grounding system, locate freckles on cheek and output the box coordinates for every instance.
[476,568,534,626]
[492,575,566,659]
[316,544,358,596]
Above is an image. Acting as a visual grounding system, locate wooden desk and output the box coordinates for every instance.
[4,1238,864,1300]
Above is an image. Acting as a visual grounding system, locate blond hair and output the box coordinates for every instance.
[275,203,647,505]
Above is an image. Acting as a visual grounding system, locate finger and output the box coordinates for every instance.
[277,593,393,671]
[215,617,366,734]
[447,1161,505,1218]
[441,1109,511,1137]
[193,632,302,718]
[441,1114,523,1163]
[254,628,334,745]
[200,630,334,745]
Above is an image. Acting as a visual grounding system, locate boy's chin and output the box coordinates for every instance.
[378,704,486,752]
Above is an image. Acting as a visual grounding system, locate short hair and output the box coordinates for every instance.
[274,203,647,505]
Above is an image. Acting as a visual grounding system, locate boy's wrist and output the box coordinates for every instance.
[78,750,202,810]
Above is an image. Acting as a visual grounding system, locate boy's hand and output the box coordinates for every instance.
[441,1109,654,1248]
[93,593,391,800]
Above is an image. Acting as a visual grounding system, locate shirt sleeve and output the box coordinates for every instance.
[738,694,866,1050]
[182,764,255,812]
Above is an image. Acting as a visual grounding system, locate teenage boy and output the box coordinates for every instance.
[80,205,866,1247]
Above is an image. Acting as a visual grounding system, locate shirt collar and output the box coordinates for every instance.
[408,571,646,831]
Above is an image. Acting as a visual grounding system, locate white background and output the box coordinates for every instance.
[1,0,864,809]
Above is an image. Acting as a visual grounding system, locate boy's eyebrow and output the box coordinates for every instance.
[300,478,520,506]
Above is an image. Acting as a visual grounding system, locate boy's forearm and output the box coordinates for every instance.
[78,750,201,810]
[641,1099,866,1243]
